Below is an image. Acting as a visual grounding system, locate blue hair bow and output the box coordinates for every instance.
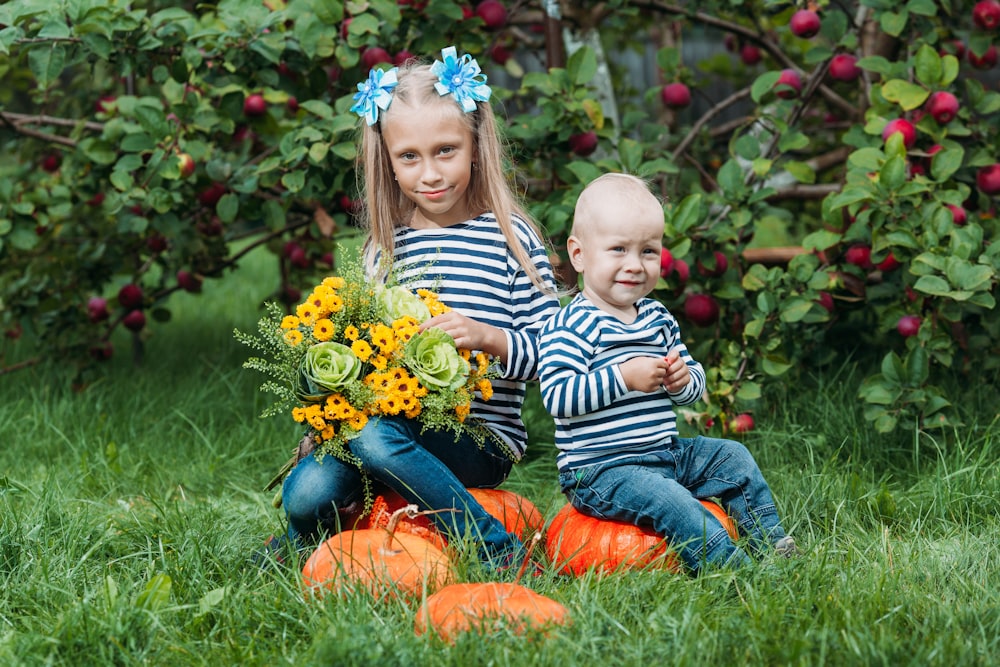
[350,66,399,126]
[430,46,492,112]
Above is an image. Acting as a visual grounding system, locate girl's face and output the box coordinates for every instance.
[380,98,476,228]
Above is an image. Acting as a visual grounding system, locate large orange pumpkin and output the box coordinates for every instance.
[545,499,739,576]
[361,488,544,550]
[414,581,570,643]
[301,505,452,599]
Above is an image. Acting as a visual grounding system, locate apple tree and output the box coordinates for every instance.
[2,0,999,437]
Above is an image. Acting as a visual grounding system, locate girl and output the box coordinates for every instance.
[275,47,561,567]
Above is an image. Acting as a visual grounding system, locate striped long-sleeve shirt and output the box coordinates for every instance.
[386,213,561,459]
[538,294,706,471]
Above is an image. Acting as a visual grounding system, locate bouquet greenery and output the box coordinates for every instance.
[235,257,498,502]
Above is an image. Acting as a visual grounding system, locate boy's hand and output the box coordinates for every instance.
[661,350,691,393]
[619,356,672,393]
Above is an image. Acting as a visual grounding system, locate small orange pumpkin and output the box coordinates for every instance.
[362,488,544,549]
[301,505,452,599]
[545,499,739,576]
[414,535,569,642]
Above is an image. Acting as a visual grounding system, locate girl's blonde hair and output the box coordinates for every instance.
[357,60,553,292]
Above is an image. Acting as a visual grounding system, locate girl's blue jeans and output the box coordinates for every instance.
[558,435,787,573]
[281,416,520,563]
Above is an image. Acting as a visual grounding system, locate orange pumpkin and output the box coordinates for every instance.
[414,581,570,642]
[301,505,452,599]
[362,488,544,549]
[545,499,739,576]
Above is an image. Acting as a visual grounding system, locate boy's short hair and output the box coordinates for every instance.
[572,173,662,236]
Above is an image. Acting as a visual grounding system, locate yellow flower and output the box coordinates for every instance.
[370,323,396,355]
[476,352,490,373]
[321,425,336,441]
[313,318,335,341]
[284,329,304,346]
[392,317,420,343]
[281,315,301,329]
[322,276,345,290]
[370,354,389,371]
[292,406,308,423]
[327,294,344,313]
[347,413,368,431]
[295,302,318,326]
[378,396,403,415]
[344,325,360,341]
[455,401,470,422]
[477,379,494,401]
[394,373,418,397]
[351,339,373,362]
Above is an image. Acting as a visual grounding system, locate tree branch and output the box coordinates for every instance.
[672,86,753,161]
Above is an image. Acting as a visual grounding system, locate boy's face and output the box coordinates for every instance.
[380,98,475,228]
[568,193,664,319]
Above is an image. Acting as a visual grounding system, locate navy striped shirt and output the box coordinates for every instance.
[387,214,561,459]
[538,294,706,471]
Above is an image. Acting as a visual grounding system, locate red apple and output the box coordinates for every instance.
[775,69,802,99]
[896,315,921,337]
[875,252,901,272]
[361,47,392,70]
[740,44,762,65]
[95,95,116,114]
[789,9,821,38]
[243,93,267,117]
[89,342,114,361]
[672,258,690,285]
[86,192,105,207]
[926,91,959,124]
[696,250,729,277]
[177,270,203,293]
[844,245,873,270]
[41,153,62,173]
[828,53,861,82]
[976,164,1000,194]
[123,309,146,332]
[286,96,299,113]
[393,49,415,66]
[146,234,168,253]
[177,152,196,178]
[87,296,110,323]
[661,82,692,109]
[946,203,967,225]
[489,43,512,65]
[683,293,720,327]
[730,413,755,434]
[659,248,675,278]
[339,194,362,214]
[117,284,144,309]
[198,182,227,207]
[288,245,310,269]
[881,118,916,148]
[816,291,834,313]
[968,44,998,69]
[973,0,1000,30]
[476,0,507,29]
[568,131,598,157]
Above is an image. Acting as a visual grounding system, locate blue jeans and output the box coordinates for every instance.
[558,435,787,573]
[281,416,520,563]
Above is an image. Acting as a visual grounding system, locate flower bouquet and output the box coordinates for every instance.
[235,256,498,505]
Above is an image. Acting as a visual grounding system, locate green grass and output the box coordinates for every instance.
[2,246,999,666]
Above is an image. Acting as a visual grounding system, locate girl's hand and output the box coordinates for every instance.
[421,311,507,362]
[661,350,691,393]
[619,356,672,393]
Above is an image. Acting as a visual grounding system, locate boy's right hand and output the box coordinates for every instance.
[619,356,672,393]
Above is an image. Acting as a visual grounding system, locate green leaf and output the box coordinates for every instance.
[637,158,679,176]
[761,354,793,375]
[778,296,814,323]
[617,138,643,173]
[930,146,964,181]
[881,79,929,110]
[946,261,993,292]
[667,194,702,232]
[784,160,816,184]
[217,193,239,223]
[803,229,843,252]
[880,352,906,385]
[134,573,172,611]
[913,275,950,296]
[905,346,929,385]
[567,46,597,86]
[857,55,894,76]
[940,54,960,86]
[879,155,907,190]
[913,44,942,86]
[880,10,909,37]
[716,159,744,196]
[736,382,762,401]
[281,170,306,193]
[751,71,780,103]
[78,138,117,165]
[27,43,67,89]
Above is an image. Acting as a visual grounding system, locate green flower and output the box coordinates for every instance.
[296,341,363,401]
[405,328,469,391]
[378,285,431,323]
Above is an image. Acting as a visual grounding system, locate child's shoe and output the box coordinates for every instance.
[773,535,800,558]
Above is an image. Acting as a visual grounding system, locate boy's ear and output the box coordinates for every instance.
[566,235,585,273]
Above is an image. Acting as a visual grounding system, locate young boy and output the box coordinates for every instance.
[537,173,797,573]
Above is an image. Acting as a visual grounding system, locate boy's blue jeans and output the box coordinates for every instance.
[281,416,520,563]
[558,435,787,573]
